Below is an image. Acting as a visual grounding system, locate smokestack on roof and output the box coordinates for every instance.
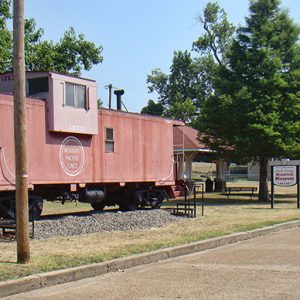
[114,89,124,111]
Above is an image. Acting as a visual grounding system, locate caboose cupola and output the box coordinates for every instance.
[0,71,98,135]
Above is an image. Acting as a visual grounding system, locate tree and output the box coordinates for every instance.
[140,99,163,116]
[0,0,12,72]
[97,98,103,109]
[192,1,235,67]
[145,2,235,123]
[24,20,103,76]
[0,2,103,75]
[145,50,214,122]
[49,27,103,75]
[196,0,300,201]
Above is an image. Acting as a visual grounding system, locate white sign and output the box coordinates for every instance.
[59,136,85,176]
[273,166,297,186]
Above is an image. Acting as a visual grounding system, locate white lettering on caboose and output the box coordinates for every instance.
[59,136,85,176]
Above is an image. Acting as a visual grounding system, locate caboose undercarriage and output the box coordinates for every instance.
[0,182,170,220]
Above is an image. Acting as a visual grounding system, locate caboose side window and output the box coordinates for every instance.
[66,82,86,109]
[105,128,114,153]
[26,77,49,96]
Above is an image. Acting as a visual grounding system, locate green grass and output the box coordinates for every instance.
[41,200,92,215]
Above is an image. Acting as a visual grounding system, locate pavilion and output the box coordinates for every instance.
[173,125,226,192]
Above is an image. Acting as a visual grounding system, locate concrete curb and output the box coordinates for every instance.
[1,220,300,298]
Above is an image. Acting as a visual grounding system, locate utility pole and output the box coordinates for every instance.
[105,84,113,109]
[13,0,30,264]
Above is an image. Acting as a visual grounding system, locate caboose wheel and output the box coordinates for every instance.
[126,190,140,211]
[119,199,137,211]
[91,202,105,211]
[119,190,139,211]
[29,196,43,220]
[0,196,43,220]
[0,197,16,219]
[126,197,139,211]
[151,201,161,209]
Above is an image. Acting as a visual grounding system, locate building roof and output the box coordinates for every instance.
[0,71,97,82]
[173,125,212,153]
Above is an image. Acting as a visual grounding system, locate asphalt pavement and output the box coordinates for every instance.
[3,226,300,299]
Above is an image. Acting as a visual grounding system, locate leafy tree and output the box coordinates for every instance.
[192,1,235,67]
[140,99,163,116]
[145,50,214,122]
[164,95,196,121]
[145,2,234,123]
[196,0,300,201]
[97,98,103,109]
[0,0,12,72]
[0,0,10,24]
[24,18,47,70]
[50,27,103,75]
[0,2,103,76]
[24,20,103,76]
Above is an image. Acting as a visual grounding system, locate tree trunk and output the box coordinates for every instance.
[258,155,269,202]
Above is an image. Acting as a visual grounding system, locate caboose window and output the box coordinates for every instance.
[26,77,49,96]
[65,82,86,109]
[105,128,114,153]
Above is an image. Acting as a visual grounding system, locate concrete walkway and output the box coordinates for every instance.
[3,226,300,299]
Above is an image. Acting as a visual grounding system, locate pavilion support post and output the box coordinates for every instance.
[215,158,227,192]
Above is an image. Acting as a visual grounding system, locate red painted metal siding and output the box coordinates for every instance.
[0,95,15,190]
[95,109,175,184]
[0,95,179,190]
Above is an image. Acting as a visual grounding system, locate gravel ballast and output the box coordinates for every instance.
[33,209,183,239]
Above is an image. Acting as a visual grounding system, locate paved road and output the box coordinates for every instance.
[4,227,300,299]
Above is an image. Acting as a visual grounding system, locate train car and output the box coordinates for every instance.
[0,71,183,219]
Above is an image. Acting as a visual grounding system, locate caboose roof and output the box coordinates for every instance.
[101,108,184,126]
[0,71,96,83]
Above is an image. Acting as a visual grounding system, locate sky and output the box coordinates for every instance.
[24,0,300,113]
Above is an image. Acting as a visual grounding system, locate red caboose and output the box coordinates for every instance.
[0,72,183,219]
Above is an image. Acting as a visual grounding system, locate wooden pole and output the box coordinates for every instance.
[297,165,300,209]
[108,84,112,109]
[13,0,30,264]
[271,166,274,209]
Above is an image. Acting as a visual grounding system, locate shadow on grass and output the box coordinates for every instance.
[164,194,298,208]
[165,197,260,206]
[272,194,298,199]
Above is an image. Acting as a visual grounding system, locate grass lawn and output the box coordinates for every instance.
[0,188,299,282]
[41,200,93,215]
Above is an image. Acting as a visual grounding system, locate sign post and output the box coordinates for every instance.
[271,165,299,209]
[297,165,300,209]
[271,167,274,209]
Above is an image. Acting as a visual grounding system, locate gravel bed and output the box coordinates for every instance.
[33,209,183,239]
